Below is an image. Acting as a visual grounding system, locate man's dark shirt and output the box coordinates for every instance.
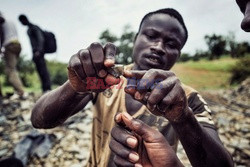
[27,24,44,53]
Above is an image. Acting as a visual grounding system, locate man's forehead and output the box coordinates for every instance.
[141,14,179,28]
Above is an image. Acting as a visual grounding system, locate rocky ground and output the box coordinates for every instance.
[0,78,249,167]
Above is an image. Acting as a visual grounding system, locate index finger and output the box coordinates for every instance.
[104,42,116,68]
[123,70,146,79]
[120,113,160,142]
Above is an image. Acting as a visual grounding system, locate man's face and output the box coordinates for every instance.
[132,14,185,71]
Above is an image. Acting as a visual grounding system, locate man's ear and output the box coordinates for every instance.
[133,33,138,43]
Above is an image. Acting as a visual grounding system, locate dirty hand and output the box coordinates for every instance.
[124,69,190,123]
[67,42,121,93]
[110,112,183,167]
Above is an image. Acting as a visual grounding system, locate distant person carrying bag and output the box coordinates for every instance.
[18,14,56,93]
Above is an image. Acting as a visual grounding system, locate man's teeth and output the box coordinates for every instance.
[149,57,158,63]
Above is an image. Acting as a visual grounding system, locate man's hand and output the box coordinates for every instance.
[110,112,183,167]
[67,42,121,93]
[123,69,190,123]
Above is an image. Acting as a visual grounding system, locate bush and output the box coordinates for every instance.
[0,55,36,87]
[230,56,250,84]
[51,69,68,85]
[179,53,191,62]
[17,57,36,87]
[47,61,68,85]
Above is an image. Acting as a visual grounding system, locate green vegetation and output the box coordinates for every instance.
[180,56,236,72]
[229,56,250,84]
[0,56,68,96]
[172,57,239,91]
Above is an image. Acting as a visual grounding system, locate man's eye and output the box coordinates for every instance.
[166,42,176,49]
[146,34,156,40]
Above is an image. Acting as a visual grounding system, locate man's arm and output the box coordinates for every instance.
[31,42,119,129]
[171,109,233,167]
[31,80,93,129]
[123,69,234,167]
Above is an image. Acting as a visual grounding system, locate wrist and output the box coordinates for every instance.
[67,80,94,97]
[168,107,193,124]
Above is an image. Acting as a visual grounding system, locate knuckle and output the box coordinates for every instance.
[68,54,79,68]
[109,139,115,149]
[105,42,116,50]
[113,156,122,166]
[148,69,155,74]
[89,42,102,49]
[79,49,90,61]
[132,119,143,130]
[110,127,117,137]
[147,97,157,106]
[168,71,175,77]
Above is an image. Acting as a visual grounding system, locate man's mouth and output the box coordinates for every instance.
[146,54,162,64]
[148,57,160,63]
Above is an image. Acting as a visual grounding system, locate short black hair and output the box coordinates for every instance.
[18,14,28,22]
[236,0,249,13]
[138,8,188,46]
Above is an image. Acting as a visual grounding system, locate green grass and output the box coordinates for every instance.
[180,57,236,72]
[172,57,238,91]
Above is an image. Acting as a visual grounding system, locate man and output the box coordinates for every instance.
[236,0,250,31]
[18,14,51,93]
[31,8,233,166]
[110,3,249,166]
[0,12,25,98]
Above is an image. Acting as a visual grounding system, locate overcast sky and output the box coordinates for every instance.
[1,0,249,63]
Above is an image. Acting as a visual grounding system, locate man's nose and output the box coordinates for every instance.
[150,41,165,55]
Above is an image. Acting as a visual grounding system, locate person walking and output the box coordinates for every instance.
[18,14,51,93]
[0,12,25,98]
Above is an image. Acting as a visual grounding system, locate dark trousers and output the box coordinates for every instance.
[33,55,51,92]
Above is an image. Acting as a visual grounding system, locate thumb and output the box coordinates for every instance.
[121,112,158,143]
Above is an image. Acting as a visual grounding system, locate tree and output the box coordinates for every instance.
[116,25,135,64]
[226,31,237,58]
[99,24,135,64]
[205,34,226,60]
[192,50,209,61]
[99,29,118,45]
[178,53,191,62]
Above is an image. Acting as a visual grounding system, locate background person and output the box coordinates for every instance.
[0,12,25,98]
[18,14,51,93]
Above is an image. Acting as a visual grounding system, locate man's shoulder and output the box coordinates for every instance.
[181,83,198,98]
[29,24,42,31]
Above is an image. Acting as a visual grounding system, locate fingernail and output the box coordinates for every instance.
[127,138,137,148]
[124,70,132,76]
[129,153,139,163]
[134,91,142,100]
[104,59,115,65]
[135,164,143,167]
[123,112,133,120]
[115,113,122,122]
[98,69,107,77]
